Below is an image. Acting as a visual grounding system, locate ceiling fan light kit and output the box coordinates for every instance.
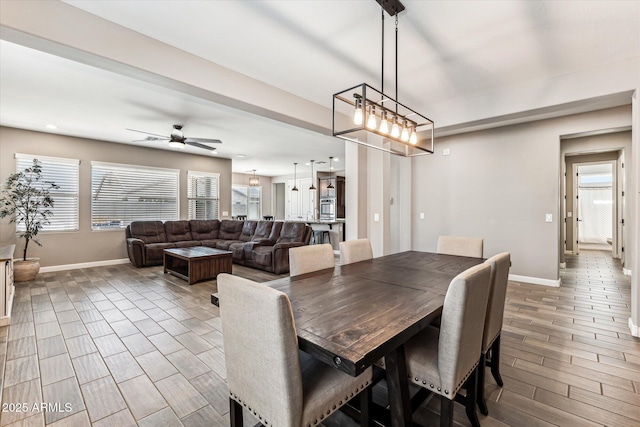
[332,0,434,157]
[127,124,222,153]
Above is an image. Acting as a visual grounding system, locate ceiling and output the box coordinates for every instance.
[1,1,638,176]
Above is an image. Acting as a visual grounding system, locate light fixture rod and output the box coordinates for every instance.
[381,8,384,98]
[395,13,399,115]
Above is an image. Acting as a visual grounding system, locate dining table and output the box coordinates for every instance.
[211,250,484,426]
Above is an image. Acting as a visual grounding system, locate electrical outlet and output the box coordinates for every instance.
[443,148,451,156]
[567,212,572,217]
[420,213,425,220]
[222,211,229,216]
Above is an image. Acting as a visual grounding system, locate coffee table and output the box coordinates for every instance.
[164,246,232,285]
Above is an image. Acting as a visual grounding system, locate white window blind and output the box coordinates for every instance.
[15,153,79,232]
[187,171,220,220]
[91,161,179,230]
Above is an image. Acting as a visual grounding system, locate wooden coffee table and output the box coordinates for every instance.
[164,246,232,285]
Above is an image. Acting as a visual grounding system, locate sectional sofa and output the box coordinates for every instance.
[125,220,312,274]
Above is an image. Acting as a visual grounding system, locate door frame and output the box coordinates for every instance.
[572,160,618,256]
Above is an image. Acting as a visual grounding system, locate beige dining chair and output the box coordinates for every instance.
[339,238,373,265]
[477,252,511,415]
[404,262,492,427]
[437,235,484,258]
[218,274,372,427]
[289,243,335,277]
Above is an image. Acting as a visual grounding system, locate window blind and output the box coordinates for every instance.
[91,161,179,230]
[187,171,220,220]
[15,153,79,232]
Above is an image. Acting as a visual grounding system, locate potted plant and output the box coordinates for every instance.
[0,158,58,282]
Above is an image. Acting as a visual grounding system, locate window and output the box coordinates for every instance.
[15,153,79,232]
[91,161,179,230]
[187,171,220,220]
[232,185,261,220]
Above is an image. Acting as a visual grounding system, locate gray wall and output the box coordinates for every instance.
[0,126,232,267]
[411,106,633,282]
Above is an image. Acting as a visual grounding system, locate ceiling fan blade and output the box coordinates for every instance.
[126,128,169,138]
[185,141,217,150]
[184,137,222,144]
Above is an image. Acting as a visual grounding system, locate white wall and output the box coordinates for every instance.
[412,105,633,284]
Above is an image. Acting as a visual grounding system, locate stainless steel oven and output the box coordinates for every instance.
[319,198,336,221]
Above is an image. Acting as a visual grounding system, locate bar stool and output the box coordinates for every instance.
[263,215,274,220]
[312,230,331,245]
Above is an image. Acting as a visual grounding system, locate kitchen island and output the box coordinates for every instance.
[305,219,345,250]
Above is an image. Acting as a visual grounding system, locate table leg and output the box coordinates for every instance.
[384,346,412,427]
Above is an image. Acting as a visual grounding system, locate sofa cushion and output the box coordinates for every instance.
[268,221,284,241]
[129,221,167,244]
[239,221,258,242]
[145,242,176,261]
[190,220,220,240]
[199,239,222,248]
[219,220,243,240]
[276,222,307,244]
[228,242,247,260]
[165,220,193,243]
[174,241,201,248]
[252,221,275,241]
[216,240,242,251]
[252,246,273,266]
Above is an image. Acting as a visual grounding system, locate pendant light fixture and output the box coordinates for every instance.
[327,157,335,189]
[309,160,316,190]
[292,162,299,192]
[249,169,260,186]
[332,0,434,157]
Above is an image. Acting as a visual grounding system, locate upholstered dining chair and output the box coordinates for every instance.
[437,236,484,258]
[477,252,511,415]
[403,263,492,427]
[218,274,372,427]
[289,243,335,277]
[339,238,373,265]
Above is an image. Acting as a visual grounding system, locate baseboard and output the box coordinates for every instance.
[40,258,130,273]
[623,268,632,276]
[508,274,561,287]
[559,263,566,269]
[629,317,639,338]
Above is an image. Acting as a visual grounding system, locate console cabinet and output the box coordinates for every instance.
[0,245,15,327]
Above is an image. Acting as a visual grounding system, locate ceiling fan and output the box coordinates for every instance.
[127,124,222,151]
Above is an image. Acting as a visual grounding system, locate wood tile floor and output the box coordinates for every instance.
[0,250,638,426]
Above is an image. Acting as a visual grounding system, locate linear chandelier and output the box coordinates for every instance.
[332,0,434,157]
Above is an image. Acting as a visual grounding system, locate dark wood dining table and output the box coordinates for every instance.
[212,250,484,426]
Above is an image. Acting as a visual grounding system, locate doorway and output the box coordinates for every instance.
[574,162,615,252]
[273,182,285,220]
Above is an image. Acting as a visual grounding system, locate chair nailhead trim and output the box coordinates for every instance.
[445,390,449,394]
[422,380,427,385]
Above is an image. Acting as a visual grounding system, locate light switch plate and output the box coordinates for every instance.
[222,211,229,216]
[567,212,572,217]
[374,213,380,222]
[545,214,553,222]
[420,213,425,220]
[443,148,451,156]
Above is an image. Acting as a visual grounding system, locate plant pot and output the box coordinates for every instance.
[13,258,40,282]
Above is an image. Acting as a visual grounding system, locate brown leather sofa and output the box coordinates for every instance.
[125,219,312,274]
